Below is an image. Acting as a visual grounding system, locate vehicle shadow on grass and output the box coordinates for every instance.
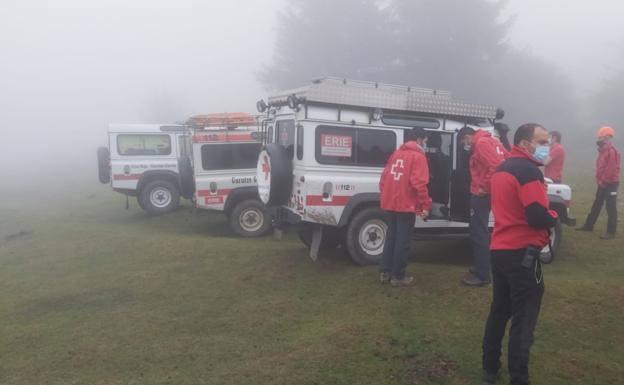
[285,239,473,272]
[104,204,241,239]
[410,239,473,268]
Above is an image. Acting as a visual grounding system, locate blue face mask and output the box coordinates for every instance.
[532,145,550,163]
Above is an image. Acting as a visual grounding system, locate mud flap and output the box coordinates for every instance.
[273,227,284,240]
[309,225,323,262]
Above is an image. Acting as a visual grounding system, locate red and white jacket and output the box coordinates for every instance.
[596,141,621,187]
[470,130,507,195]
[379,141,432,214]
[491,146,558,250]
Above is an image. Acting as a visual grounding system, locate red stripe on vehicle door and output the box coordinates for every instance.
[306,195,351,206]
[196,189,233,197]
[113,174,142,180]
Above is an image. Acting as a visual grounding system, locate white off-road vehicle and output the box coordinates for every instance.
[97,113,270,237]
[182,113,271,237]
[255,78,575,265]
[98,123,189,215]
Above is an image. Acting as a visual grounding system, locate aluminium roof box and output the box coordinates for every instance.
[267,77,502,120]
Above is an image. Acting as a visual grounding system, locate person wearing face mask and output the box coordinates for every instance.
[378,127,432,287]
[462,127,508,287]
[577,126,621,239]
[481,123,558,385]
[543,131,565,183]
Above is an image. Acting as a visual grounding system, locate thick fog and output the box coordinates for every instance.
[1,0,624,188]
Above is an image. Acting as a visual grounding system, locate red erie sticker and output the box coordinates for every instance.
[320,134,352,157]
[204,196,224,205]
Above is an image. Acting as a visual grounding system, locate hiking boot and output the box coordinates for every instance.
[379,272,391,284]
[482,371,501,384]
[462,273,491,287]
[576,226,593,232]
[390,276,414,287]
[600,233,615,240]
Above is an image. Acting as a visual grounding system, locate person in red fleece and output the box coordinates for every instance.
[544,131,565,183]
[577,126,621,239]
[379,127,432,287]
[461,128,508,286]
[482,123,558,385]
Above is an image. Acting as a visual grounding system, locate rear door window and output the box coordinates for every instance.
[117,134,172,156]
[276,120,296,159]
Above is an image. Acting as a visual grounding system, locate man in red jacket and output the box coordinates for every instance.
[544,131,565,183]
[482,123,558,385]
[462,128,507,286]
[379,127,432,287]
[577,126,621,239]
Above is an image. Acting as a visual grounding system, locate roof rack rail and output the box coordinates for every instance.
[266,77,501,120]
[187,112,257,129]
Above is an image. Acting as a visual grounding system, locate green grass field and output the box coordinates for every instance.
[1,173,623,385]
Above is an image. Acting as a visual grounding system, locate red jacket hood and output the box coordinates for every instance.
[401,141,425,153]
[509,145,543,166]
[471,130,492,146]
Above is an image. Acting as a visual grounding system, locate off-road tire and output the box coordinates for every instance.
[138,180,180,215]
[542,219,562,262]
[178,156,195,199]
[257,143,292,206]
[297,223,342,250]
[345,206,390,266]
[229,199,271,237]
[97,147,111,184]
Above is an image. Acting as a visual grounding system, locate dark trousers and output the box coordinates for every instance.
[470,194,492,281]
[584,183,619,234]
[483,249,544,385]
[380,211,415,279]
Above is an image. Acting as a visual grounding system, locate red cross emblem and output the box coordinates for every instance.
[262,155,271,181]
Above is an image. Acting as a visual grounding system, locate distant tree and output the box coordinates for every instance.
[258,0,387,90]
[486,50,579,132]
[259,0,579,135]
[384,0,513,93]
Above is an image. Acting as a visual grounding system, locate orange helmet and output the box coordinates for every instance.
[597,126,615,138]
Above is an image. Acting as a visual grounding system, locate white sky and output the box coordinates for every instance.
[504,0,624,92]
[0,0,623,173]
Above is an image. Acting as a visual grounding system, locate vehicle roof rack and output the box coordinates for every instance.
[267,77,501,120]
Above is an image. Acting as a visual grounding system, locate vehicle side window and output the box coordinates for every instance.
[357,129,396,166]
[315,126,396,167]
[201,143,262,171]
[117,134,172,156]
[382,114,440,129]
[276,120,295,159]
[296,124,304,160]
